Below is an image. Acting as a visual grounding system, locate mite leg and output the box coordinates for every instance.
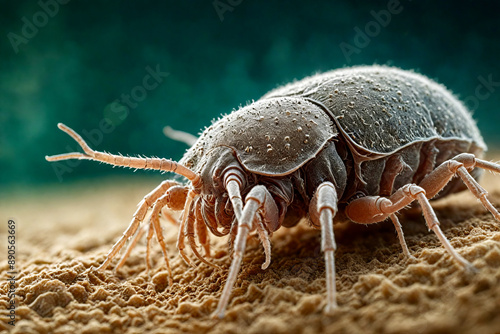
[419,153,500,220]
[97,180,180,271]
[114,222,149,272]
[224,167,247,256]
[254,215,272,270]
[186,199,219,268]
[116,217,155,274]
[346,184,474,271]
[227,218,238,257]
[176,190,197,266]
[147,192,181,286]
[163,125,198,146]
[389,214,414,258]
[309,182,338,314]
[224,167,245,220]
[228,215,270,266]
[161,207,179,225]
[195,204,211,258]
[145,220,155,272]
[212,185,276,319]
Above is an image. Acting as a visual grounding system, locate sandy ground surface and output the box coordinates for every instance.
[1,170,500,334]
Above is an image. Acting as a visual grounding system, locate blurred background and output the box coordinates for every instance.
[1,0,499,192]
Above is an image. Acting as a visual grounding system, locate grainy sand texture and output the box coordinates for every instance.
[1,170,500,334]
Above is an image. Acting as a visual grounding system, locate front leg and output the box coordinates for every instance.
[97,180,181,271]
[309,181,338,314]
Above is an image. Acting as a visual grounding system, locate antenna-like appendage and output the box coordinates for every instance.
[46,123,201,187]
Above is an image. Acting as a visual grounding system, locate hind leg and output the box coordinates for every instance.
[346,183,475,270]
[346,153,500,271]
[419,153,500,219]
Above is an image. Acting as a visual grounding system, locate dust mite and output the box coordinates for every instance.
[46,66,500,318]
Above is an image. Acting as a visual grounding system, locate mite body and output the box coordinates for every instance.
[46,66,500,318]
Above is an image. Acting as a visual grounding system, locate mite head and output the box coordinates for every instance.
[184,144,252,235]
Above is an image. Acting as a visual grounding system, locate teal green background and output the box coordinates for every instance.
[1,0,499,190]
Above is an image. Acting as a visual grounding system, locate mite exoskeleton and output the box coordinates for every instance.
[46,66,500,318]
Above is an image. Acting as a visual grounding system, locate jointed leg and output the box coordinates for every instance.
[148,194,185,285]
[227,214,272,269]
[97,180,180,271]
[195,204,211,258]
[45,123,203,274]
[345,152,500,268]
[309,182,338,314]
[224,168,245,220]
[224,166,248,257]
[419,153,500,220]
[212,185,275,319]
[254,215,272,270]
[177,190,197,266]
[186,199,219,268]
[227,218,238,257]
[456,165,500,220]
[163,125,198,146]
[389,214,414,258]
[346,184,474,271]
[148,192,178,285]
[145,220,155,272]
[413,188,474,270]
[115,222,149,272]
[161,207,179,226]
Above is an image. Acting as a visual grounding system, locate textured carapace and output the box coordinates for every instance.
[182,97,337,176]
[46,65,500,319]
[264,66,485,153]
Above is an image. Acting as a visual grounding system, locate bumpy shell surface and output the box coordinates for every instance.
[181,97,337,176]
[264,65,486,154]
